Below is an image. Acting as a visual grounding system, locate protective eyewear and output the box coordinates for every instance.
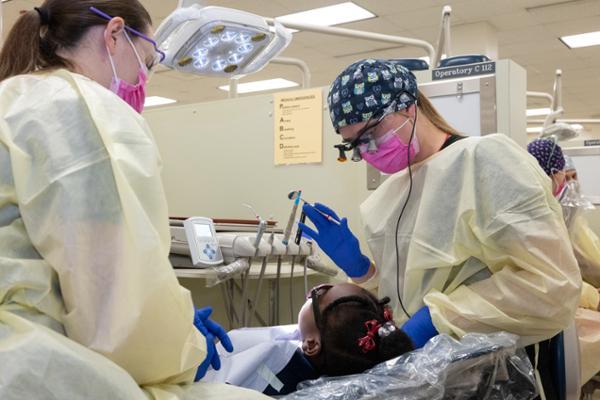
[308,284,333,329]
[306,284,333,300]
[334,91,415,163]
[334,113,387,163]
[90,6,166,71]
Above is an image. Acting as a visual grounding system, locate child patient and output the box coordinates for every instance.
[205,282,414,395]
[298,282,414,377]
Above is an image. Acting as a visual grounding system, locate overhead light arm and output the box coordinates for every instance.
[266,18,436,63]
[543,69,564,129]
[527,91,553,105]
[227,56,311,98]
[433,5,452,68]
[270,57,311,88]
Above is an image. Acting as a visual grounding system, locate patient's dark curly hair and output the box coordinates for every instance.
[315,289,414,376]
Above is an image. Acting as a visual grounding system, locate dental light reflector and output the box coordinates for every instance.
[155,5,292,77]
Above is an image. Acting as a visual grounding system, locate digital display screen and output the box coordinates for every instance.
[193,223,212,237]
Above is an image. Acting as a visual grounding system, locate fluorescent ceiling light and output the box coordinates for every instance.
[277,2,375,30]
[144,96,177,107]
[526,107,551,117]
[527,126,544,133]
[218,78,299,94]
[560,31,600,49]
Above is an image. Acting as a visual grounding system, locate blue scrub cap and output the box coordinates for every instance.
[527,138,565,176]
[327,59,418,133]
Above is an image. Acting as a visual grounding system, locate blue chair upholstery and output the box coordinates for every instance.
[438,54,490,68]
[551,321,581,400]
[390,58,430,71]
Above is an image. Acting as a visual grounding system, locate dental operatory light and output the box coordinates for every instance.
[155,1,292,77]
[541,122,580,140]
[539,69,580,141]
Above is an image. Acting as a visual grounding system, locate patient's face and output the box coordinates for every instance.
[298,283,367,341]
[565,169,577,182]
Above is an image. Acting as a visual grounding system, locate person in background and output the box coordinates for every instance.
[299,58,581,399]
[526,138,567,197]
[0,1,268,399]
[528,140,600,386]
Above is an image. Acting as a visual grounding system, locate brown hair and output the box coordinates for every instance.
[315,290,414,376]
[0,0,152,82]
[416,89,463,136]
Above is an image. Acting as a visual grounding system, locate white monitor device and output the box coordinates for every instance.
[183,217,224,267]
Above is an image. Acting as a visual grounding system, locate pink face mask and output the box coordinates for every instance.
[553,178,566,197]
[107,32,148,113]
[360,117,420,174]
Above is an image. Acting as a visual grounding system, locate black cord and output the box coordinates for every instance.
[394,102,418,320]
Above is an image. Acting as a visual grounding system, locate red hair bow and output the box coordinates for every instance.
[384,307,393,322]
[357,319,381,353]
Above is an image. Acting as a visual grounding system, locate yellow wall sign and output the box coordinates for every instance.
[273,88,323,165]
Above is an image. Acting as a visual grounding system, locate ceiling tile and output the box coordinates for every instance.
[542,15,600,38]
[497,25,552,45]
[489,10,539,30]
[525,0,600,24]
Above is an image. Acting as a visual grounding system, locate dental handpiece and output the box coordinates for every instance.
[253,219,267,248]
[282,191,301,245]
[287,191,341,226]
[294,210,307,245]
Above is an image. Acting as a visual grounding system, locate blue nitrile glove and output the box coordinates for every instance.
[298,202,370,278]
[193,307,234,381]
[401,306,438,349]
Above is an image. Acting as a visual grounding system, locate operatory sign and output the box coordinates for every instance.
[432,61,496,81]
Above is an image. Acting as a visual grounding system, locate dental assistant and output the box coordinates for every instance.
[0,1,268,399]
[299,59,581,398]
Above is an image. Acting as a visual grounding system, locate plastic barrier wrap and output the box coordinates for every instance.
[281,332,537,400]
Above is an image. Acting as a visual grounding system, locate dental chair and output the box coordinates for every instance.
[438,54,491,68]
[278,324,582,400]
[390,58,429,71]
[280,332,539,400]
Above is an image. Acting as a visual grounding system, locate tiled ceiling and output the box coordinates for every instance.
[2,0,599,126]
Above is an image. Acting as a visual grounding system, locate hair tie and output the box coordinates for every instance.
[357,319,381,353]
[378,321,397,338]
[34,7,50,26]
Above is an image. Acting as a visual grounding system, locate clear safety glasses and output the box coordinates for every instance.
[334,90,415,162]
[90,6,166,71]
